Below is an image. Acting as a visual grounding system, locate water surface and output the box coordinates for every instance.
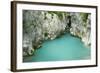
[23,33,90,62]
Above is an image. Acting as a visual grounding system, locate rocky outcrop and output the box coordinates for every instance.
[70,13,91,47]
[23,10,91,56]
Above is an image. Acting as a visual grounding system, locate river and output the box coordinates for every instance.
[23,33,90,62]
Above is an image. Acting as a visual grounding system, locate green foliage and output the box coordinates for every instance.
[80,13,90,27]
[47,11,69,20]
[80,13,89,22]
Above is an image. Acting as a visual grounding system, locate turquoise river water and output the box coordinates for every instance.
[23,33,90,62]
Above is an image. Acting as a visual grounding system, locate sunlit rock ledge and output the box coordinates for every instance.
[23,10,91,57]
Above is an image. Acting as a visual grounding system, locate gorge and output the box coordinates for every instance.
[23,10,91,62]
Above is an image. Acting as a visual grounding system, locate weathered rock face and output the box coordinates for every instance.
[23,10,91,56]
[70,12,91,47]
[23,10,69,56]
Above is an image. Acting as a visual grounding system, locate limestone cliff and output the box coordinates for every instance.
[70,13,91,47]
[23,10,91,56]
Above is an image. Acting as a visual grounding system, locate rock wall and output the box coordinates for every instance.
[23,10,91,56]
[70,12,91,47]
